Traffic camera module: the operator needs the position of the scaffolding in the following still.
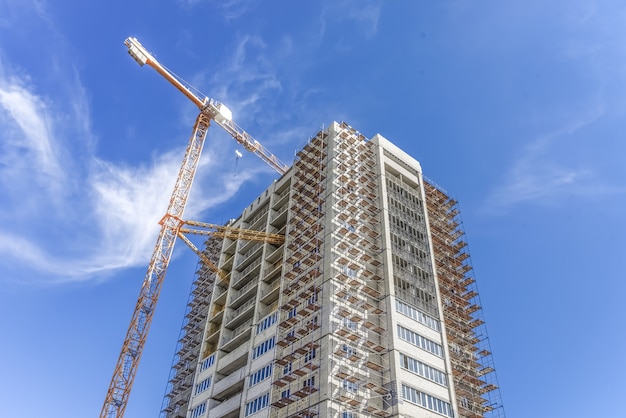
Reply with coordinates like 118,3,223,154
424,180,505,418
158,121,505,418
326,124,390,418
269,123,392,417
160,237,222,418
270,129,327,418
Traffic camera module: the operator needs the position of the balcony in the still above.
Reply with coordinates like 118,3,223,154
245,205,269,227
213,285,228,305
265,245,284,263
168,386,191,407
209,304,225,324
260,280,280,305
263,260,283,283
205,324,220,345
273,187,290,209
270,203,289,227
236,248,263,273
212,366,246,403
231,258,262,290
208,392,242,418
217,343,248,375
224,298,255,329
229,280,258,309
221,252,235,271
221,318,253,353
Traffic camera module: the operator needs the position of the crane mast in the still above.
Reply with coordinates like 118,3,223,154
100,113,210,418
101,37,289,418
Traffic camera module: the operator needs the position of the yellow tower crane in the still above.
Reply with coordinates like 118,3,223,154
100,37,289,418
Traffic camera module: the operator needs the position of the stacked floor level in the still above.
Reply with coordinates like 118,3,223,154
161,121,504,418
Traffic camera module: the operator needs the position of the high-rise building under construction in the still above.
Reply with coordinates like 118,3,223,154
160,122,505,418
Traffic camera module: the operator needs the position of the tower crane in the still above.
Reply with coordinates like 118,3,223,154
125,37,290,174
100,37,289,418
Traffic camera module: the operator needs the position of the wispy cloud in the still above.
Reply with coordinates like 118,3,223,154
0,76,64,190
0,0,296,287
189,34,312,155
177,0,255,20
319,0,382,43
0,64,265,286
202,35,282,117
483,100,626,213
219,0,256,20
482,4,626,215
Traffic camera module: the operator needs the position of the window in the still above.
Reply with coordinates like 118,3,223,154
342,265,357,277
401,384,453,417
194,377,212,395
340,220,356,232
256,311,278,334
460,396,469,409
253,336,276,359
341,344,358,359
307,290,319,305
399,353,448,386
244,393,270,417
249,364,273,387
342,412,358,418
396,299,441,331
304,348,316,363
190,402,206,418
303,375,315,388
199,354,215,372
281,389,291,399
450,343,461,355
288,306,297,319
283,362,292,375
343,317,357,331
397,325,443,357
342,379,358,393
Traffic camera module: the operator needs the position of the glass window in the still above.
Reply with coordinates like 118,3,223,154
401,384,453,418
244,393,269,417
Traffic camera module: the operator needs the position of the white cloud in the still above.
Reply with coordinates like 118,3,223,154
176,0,255,20
482,101,626,213
219,0,256,20
0,232,64,281
319,0,382,43
0,77,64,189
0,65,267,286
203,35,282,119
481,4,626,214
348,2,382,37
485,160,591,212
86,152,182,273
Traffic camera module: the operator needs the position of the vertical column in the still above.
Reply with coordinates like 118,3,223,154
271,132,328,418
327,124,391,418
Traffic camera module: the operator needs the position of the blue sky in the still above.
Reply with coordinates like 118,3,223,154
1,1,625,417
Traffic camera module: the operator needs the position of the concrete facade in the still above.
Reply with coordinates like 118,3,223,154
161,122,504,418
